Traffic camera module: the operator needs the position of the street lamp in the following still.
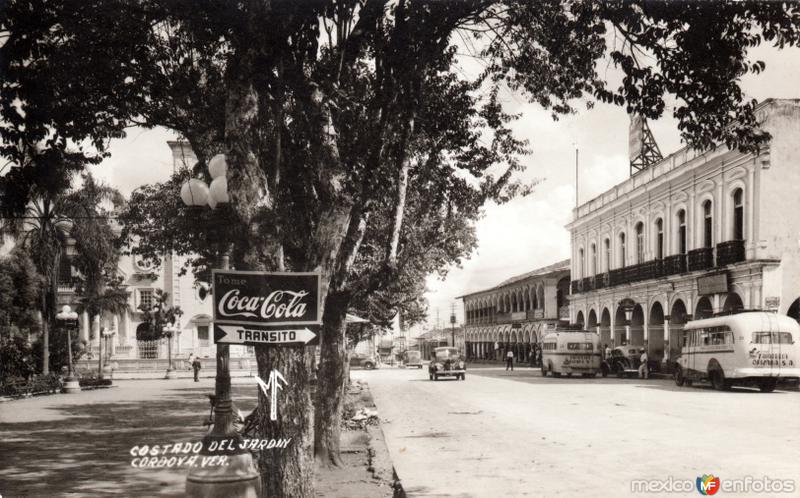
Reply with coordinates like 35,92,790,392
619,298,636,347
55,305,81,394
164,322,179,379
183,154,261,497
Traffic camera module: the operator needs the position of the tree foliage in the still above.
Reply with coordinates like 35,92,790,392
2,0,800,494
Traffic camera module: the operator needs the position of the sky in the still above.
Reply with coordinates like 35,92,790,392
92,41,800,337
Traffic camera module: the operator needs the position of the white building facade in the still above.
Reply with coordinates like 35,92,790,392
567,99,800,366
460,259,571,362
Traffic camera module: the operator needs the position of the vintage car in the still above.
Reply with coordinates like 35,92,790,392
349,352,379,370
603,347,634,377
428,347,466,380
404,350,423,369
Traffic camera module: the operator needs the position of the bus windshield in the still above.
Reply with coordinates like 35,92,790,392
567,343,594,351
752,332,794,344
435,348,460,360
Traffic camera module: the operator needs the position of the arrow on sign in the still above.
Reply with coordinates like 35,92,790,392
255,369,288,421
214,324,318,345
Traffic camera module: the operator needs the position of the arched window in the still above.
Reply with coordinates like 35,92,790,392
619,232,626,268
635,222,644,264
604,238,611,273
655,218,664,259
677,209,687,254
590,243,597,275
733,188,744,240
703,200,713,248
579,248,585,278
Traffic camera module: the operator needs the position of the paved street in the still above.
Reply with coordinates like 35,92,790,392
356,365,800,497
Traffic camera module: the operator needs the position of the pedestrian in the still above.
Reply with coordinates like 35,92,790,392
601,344,608,362
187,353,195,370
506,349,514,371
638,348,649,379
604,343,612,361
532,343,540,367
192,356,202,382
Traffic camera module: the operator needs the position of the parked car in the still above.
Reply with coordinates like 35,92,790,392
350,353,379,370
428,347,466,381
603,347,633,377
404,350,423,369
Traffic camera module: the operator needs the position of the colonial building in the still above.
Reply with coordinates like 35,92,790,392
57,140,254,363
567,99,800,365
460,259,571,362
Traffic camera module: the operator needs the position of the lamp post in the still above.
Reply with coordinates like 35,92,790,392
184,154,261,497
164,323,179,379
56,305,81,394
619,298,635,346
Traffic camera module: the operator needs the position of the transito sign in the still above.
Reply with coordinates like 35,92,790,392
212,270,321,346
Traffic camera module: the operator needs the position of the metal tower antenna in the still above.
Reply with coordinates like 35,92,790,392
629,113,663,175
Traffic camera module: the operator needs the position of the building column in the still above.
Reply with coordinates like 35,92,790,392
663,316,671,362
609,308,616,346
81,311,89,342
746,167,756,258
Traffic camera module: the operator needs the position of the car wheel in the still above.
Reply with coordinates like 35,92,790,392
364,362,374,370
759,378,777,393
615,363,625,378
674,366,685,387
711,369,730,391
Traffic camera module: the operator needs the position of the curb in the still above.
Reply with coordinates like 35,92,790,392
358,383,406,497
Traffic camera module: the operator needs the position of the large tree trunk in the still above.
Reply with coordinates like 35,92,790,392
254,347,315,498
313,290,350,467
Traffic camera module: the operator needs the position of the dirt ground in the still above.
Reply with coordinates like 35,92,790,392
0,377,399,497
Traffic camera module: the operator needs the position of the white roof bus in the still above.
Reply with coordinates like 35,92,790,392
541,330,604,378
675,311,800,392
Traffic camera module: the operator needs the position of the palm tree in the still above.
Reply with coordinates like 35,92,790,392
66,173,129,363
14,194,75,375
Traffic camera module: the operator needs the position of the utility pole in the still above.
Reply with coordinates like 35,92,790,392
450,303,456,348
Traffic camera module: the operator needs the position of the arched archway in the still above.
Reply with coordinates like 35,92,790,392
669,299,689,361
649,302,665,362
722,293,744,313
788,297,800,323
587,309,598,331
136,322,159,359
575,310,585,329
695,296,713,319
599,308,612,348
630,304,645,346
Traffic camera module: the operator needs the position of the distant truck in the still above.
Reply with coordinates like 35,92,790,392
404,350,423,369
541,330,605,378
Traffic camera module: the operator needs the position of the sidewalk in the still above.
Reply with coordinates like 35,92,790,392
0,378,400,497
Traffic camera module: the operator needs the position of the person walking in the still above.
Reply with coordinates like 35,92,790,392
192,356,202,382
638,348,649,379
506,349,514,371
532,343,540,367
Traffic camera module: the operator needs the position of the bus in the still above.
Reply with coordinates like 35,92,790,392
541,330,604,378
674,311,800,392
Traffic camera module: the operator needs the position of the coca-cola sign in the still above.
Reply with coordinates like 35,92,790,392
212,270,321,327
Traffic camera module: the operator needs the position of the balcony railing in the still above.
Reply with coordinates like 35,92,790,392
716,239,745,267
663,253,687,276
688,247,714,271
